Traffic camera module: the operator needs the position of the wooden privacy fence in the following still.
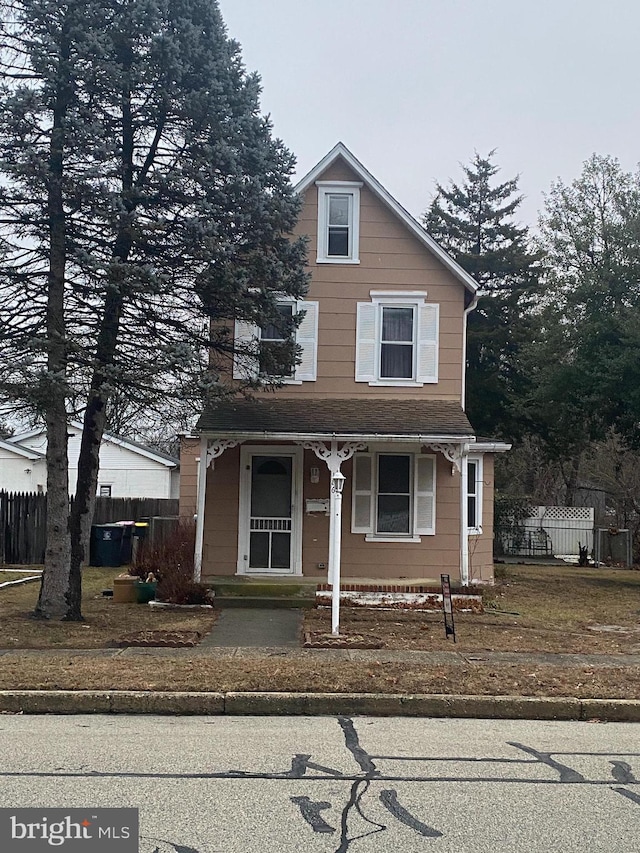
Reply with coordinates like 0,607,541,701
91,496,179,525
0,491,179,565
0,491,47,567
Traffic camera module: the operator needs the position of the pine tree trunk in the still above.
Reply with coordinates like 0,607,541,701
35,39,74,619
70,396,106,578
70,272,127,571
69,68,133,580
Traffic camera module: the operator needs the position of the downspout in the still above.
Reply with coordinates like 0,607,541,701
462,292,479,411
193,436,208,582
460,442,470,586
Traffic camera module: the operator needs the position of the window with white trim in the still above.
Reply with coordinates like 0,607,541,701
467,456,483,534
99,484,112,497
316,182,361,263
233,300,319,383
355,292,439,385
258,302,295,378
352,452,436,540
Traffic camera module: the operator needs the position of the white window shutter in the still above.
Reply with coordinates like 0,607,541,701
414,454,436,535
233,320,259,380
351,453,374,533
355,302,377,382
295,300,318,382
417,303,439,384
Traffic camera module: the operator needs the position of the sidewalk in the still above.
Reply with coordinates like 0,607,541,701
199,607,302,648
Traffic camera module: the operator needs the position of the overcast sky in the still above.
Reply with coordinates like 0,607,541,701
218,0,640,229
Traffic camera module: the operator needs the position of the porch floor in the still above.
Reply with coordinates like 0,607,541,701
205,575,456,607
204,575,446,589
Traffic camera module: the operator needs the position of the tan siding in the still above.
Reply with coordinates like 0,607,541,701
274,158,467,402
201,446,241,578
179,437,199,518
302,453,468,583
469,454,495,583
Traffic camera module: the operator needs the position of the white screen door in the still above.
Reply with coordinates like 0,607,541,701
248,455,293,571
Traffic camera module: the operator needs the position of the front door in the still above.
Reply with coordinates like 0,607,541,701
238,447,302,575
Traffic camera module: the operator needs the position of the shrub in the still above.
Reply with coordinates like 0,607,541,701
131,521,212,606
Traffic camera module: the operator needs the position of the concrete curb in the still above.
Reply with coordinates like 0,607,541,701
1,690,639,721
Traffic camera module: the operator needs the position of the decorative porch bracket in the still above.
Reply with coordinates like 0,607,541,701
423,442,464,472
299,440,367,474
206,439,242,468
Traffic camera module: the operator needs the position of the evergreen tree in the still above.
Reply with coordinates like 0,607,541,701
0,0,308,619
532,155,640,453
424,152,541,439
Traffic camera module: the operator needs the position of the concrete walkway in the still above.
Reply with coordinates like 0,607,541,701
199,608,302,648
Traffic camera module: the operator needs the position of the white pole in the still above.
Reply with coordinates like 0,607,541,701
327,489,336,586
460,445,469,586
331,472,345,636
194,437,208,582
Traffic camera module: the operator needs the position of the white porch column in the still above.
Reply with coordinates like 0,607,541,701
300,439,366,633
194,436,209,583
460,443,470,586
330,470,346,635
193,437,240,582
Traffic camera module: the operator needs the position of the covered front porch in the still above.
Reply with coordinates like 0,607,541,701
190,399,501,590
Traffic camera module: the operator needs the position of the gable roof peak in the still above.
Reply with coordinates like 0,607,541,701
294,142,478,296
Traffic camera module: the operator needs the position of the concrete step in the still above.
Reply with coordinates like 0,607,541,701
207,578,316,597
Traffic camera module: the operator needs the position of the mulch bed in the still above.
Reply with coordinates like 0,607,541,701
114,630,203,648
303,630,384,649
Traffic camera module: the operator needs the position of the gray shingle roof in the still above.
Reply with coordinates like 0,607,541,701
196,398,474,438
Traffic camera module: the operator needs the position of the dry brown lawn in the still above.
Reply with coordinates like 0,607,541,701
1,562,640,699
0,567,216,649
0,655,640,700
304,563,640,655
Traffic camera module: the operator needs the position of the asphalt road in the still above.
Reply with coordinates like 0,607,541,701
1,715,639,852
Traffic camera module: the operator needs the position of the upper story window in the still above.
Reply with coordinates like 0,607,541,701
316,181,362,264
380,306,415,379
233,300,319,384
355,291,439,386
258,303,295,378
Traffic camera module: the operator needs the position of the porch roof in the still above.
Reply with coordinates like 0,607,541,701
196,398,475,442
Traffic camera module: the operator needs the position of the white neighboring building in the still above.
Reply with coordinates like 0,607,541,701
0,438,46,493
3,422,179,499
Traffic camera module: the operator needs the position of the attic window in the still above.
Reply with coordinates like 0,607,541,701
316,181,361,264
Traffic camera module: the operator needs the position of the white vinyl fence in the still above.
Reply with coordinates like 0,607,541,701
499,506,594,558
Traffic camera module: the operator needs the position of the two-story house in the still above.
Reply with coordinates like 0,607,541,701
180,143,509,587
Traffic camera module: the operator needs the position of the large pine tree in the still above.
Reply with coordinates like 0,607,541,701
424,152,540,439
0,0,308,619
532,155,640,453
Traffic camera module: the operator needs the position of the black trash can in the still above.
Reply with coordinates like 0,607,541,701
90,524,125,567
117,523,135,565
